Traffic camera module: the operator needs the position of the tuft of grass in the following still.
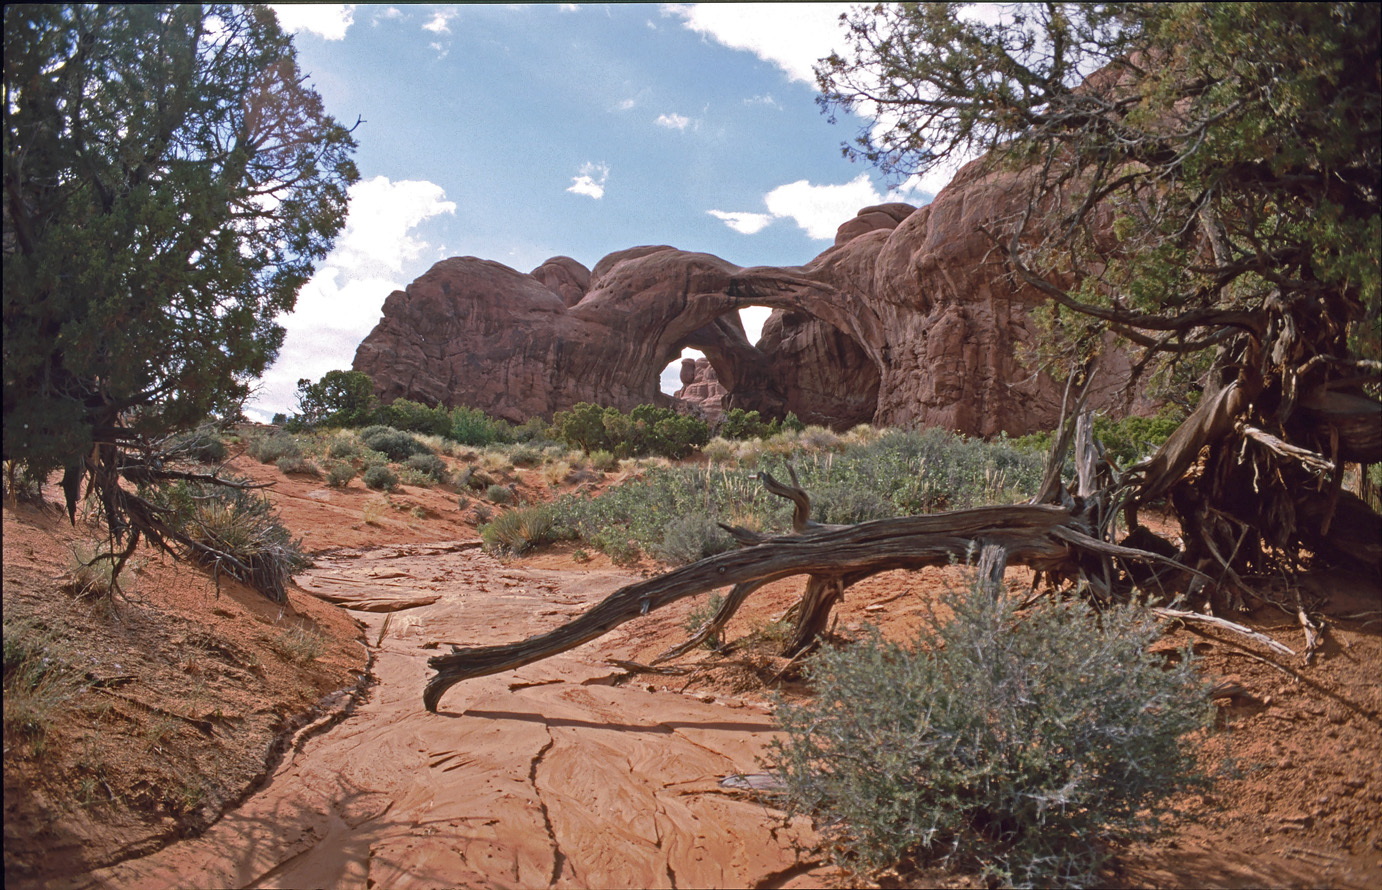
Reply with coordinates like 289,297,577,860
154,480,308,603
684,592,726,650
362,495,389,526
541,460,572,487
65,541,119,599
3,618,86,754
271,623,327,664
770,576,1216,888
480,505,561,555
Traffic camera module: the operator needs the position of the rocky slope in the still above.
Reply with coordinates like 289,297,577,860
354,163,1148,435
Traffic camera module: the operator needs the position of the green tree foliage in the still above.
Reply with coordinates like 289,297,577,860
295,370,377,428
553,402,710,459
819,2,1381,572
3,5,356,593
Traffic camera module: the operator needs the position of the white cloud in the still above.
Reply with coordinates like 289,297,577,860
567,162,609,199
711,174,893,241
616,98,637,111
667,3,852,85
655,112,692,131
764,174,887,239
270,4,356,40
248,177,456,419
374,7,403,23
707,210,775,235
744,93,780,108
423,9,456,34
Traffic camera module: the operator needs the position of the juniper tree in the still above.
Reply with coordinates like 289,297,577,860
818,2,1381,576
3,4,357,586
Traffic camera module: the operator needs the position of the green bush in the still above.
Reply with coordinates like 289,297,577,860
588,449,618,472
375,398,452,438
449,405,512,446
1093,409,1184,469
719,407,772,440
325,462,356,488
554,402,709,459
294,369,377,428
153,480,308,603
485,484,513,504
359,426,429,461
684,592,726,650
771,578,1215,888
403,452,449,483
480,505,561,555
247,432,302,464
362,465,399,491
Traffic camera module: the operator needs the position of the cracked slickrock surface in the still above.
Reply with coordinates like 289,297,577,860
68,545,821,890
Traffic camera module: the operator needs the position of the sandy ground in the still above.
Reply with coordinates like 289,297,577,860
5,435,1381,888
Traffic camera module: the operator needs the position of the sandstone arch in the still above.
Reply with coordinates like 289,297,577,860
353,166,1149,435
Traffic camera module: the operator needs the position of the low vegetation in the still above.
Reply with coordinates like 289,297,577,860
772,576,1217,888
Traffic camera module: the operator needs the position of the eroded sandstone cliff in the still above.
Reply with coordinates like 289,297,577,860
353,160,1144,435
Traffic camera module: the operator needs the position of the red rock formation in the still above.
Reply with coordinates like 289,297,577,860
672,358,728,423
353,161,1149,435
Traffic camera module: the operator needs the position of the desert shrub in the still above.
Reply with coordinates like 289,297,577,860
480,505,562,555
719,407,773,441
485,483,513,504
247,432,302,464
275,454,319,476
3,618,85,751
798,425,843,452
508,445,542,467
65,541,119,598
771,578,1215,888
541,460,572,487
509,416,554,444
701,437,738,464
169,426,228,464
403,452,449,483
655,514,735,565
154,480,308,603
271,622,327,664
449,405,512,447
325,462,356,488
362,465,399,491
359,426,430,461
327,435,362,460
588,449,618,472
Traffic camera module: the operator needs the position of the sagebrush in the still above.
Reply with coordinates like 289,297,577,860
770,578,1215,888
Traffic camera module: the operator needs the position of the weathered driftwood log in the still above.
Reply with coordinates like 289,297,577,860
422,483,1197,711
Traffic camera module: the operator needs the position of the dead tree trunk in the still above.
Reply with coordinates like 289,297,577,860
423,448,1198,711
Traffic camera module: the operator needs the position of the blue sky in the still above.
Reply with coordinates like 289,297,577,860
250,3,953,420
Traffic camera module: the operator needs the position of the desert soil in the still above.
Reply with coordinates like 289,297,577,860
4,433,1381,889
